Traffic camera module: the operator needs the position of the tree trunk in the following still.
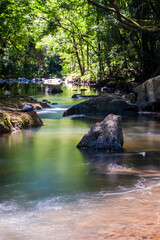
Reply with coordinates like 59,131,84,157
96,9,104,80
140,32,157,76
72,36,84,76
80,37,86,75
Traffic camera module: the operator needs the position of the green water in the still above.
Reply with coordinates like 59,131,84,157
1,85,160,239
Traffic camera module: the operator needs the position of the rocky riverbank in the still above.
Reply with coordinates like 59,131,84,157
0,95,47,134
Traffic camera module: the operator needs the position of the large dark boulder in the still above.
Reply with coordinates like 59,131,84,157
77,114,123,152
134,75,160,112
63,95,138,117
134,75,160,104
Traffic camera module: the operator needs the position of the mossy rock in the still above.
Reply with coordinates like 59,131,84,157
0,113,12,133
0,122,11,134
0,110,43,134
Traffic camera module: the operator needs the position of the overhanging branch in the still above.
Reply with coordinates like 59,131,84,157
87,0,160,33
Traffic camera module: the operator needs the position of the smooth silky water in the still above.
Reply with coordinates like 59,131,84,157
1,85,160,239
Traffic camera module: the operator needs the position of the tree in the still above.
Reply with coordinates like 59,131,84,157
87,0,160,78
0,0,47,78
1,0,159,80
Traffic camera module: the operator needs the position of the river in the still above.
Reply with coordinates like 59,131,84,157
0,85,160,239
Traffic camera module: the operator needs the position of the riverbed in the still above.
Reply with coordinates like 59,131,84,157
0,85,160,239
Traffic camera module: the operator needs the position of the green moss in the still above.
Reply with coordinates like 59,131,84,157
0,110,43,134
0,115,12,134
0,95,44,134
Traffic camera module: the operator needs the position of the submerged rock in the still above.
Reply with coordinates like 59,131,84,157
42,99,51,104
77,114,124,152
72,94,99,99
63,95,138,117
51,102,58,105
72,94,83,99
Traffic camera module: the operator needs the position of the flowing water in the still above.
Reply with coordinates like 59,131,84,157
0,85,160,239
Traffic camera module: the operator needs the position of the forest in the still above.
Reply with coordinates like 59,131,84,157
1,0,160,82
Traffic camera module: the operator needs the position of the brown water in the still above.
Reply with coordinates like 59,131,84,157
0,86,160,239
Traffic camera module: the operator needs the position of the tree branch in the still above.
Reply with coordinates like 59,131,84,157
87,0,160,33
43,16,98,54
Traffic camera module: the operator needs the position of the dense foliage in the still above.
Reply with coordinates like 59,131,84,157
0,0,160,81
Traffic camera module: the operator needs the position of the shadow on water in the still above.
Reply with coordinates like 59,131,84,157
78,147,160,178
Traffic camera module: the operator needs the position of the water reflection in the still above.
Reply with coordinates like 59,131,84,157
0,114,151,209
79,150,123,167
